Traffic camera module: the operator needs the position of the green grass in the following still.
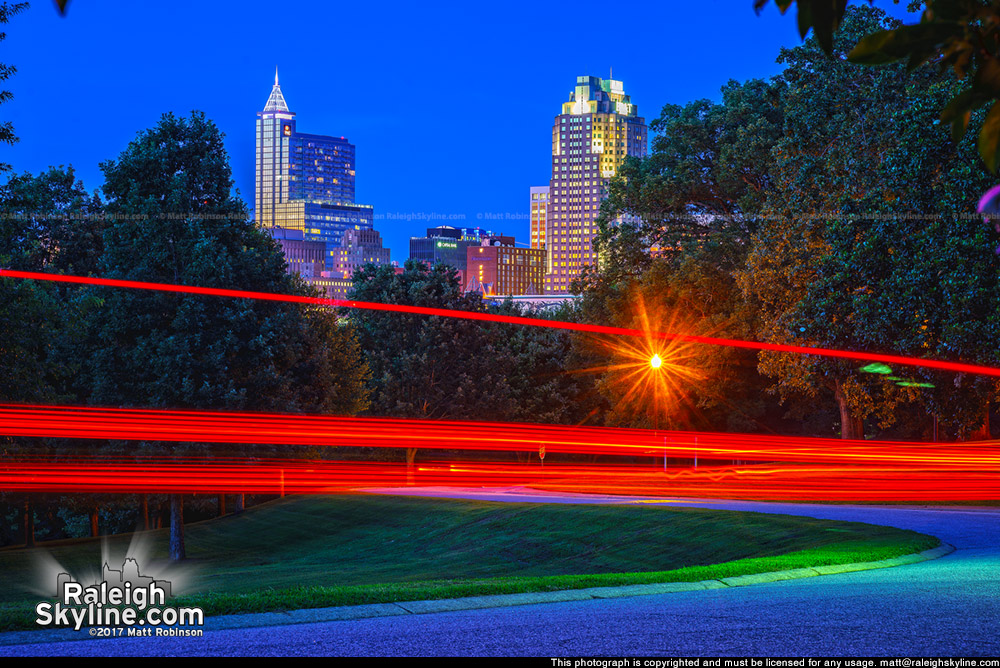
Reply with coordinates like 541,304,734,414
0,494,940,631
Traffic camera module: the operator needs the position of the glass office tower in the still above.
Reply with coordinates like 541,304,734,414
255,70,374,270
529,185,549,253
409,226,487,273
255,69,294,229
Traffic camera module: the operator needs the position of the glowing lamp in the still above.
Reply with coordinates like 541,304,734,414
650,354,663,369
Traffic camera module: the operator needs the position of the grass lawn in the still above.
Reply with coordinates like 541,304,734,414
0,494,940,630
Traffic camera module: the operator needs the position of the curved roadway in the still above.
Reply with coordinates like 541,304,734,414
2,489,998,656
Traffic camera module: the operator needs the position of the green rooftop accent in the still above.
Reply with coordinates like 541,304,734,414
896,381,935,388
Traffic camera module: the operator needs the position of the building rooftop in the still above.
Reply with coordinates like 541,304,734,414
563,75,638,117
262,68,290,113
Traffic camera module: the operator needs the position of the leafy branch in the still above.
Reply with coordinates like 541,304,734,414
756,0,1000,171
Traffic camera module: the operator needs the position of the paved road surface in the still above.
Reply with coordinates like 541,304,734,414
2,489,998,656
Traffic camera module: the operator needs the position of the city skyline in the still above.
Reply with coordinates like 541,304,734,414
3,1,915,261
3,1,1000,658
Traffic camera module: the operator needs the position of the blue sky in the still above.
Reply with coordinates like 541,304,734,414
3,0,915,260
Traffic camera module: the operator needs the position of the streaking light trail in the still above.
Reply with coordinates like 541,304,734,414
2,405,997,501
2,404,998,468
4,268,1000,378
3,270,998,503
1,458,996,502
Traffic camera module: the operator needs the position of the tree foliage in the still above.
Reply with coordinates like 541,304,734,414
591,5,999,439
577,255,766,433
91,111,367,416
0,166,102,404
1,166,104,274
757,0,1000,171
348,261,595,451
82,111,370,556
595,78,784,273
755,0,853,55
0,164,104,546
744,6,999,439
0,1,27,173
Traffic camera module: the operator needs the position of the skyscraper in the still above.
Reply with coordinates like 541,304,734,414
529,185,549,252
544,75,647,293
255,70,374,271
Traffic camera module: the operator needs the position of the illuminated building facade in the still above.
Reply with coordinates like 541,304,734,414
466,236,545,296
545,75,647,293
529,186,549,252
306,274,355,300
409,226,489,273
255,70,374,271
270,200,374,269
333,228,391,278
268,227,326,279
266,227,353,298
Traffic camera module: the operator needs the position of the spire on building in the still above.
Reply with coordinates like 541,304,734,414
263,68,289,113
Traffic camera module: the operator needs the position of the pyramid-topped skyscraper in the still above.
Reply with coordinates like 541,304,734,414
262,68,289,113
254,69,375,275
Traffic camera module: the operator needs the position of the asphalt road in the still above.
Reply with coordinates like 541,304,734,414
2,489,998,657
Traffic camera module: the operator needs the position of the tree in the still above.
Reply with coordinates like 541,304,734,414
488,299,598,429
0,273,60,546
348,261,509,463
756,0,1000,172
595,77,784,265
90,111,369,559
743,5,999,439
799,216,1000,440
1,166,104,275
580,76,784,436
348,261,593,465
740,7,923,439
0,2,27,173
587,4,999,440
0,166,100,546
572,244,767,434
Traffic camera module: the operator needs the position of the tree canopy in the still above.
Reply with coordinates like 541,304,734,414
0,2,27,173
590,4,1000,440
348,260,596,465
757,0,1000,171
91,111,368,416
81,111,370,557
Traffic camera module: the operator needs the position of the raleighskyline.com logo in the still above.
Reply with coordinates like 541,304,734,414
35,558,204,637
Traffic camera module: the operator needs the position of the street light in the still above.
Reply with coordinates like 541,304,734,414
648,352,696,470
649,353,666,470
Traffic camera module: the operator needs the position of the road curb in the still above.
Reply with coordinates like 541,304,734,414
202,542,957,626
0,542,955,646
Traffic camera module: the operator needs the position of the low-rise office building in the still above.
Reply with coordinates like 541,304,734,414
466,235,545,296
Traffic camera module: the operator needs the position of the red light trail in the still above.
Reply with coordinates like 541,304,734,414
2,404,998,468
3,270,998,503
0,457,996,502
4,268,1000,378
1,404,998,501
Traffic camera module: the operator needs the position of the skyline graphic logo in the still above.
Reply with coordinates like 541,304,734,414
35,556,204,637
